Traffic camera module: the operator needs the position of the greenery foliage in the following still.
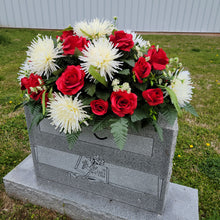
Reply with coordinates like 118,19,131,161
110,117,129,150
66,132,81,150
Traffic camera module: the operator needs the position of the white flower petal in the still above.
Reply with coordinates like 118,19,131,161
47,93,90,133
74,18,114,39
27,36,63,78
169,71,194,107
80,38,122,81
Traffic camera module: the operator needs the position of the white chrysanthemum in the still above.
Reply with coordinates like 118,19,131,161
169,71,194,107
17,59,32,83
80,38,122,81
74,18,115,39
48,93,90,134
27,36,63,78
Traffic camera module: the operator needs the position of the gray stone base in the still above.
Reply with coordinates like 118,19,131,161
3,155,199,220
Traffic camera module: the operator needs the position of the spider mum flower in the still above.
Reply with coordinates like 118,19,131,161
27,35,63,78
48,93,90,134
74,18,114,39
80,38,122,81
169,70,194,107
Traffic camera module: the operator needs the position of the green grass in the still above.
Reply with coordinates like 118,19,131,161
0,28,219,219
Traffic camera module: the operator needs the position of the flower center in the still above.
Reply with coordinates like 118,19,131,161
67,104,78,114
45,56,52,63
97,59,110,68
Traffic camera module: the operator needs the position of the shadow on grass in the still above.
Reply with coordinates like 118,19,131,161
0,35,11,45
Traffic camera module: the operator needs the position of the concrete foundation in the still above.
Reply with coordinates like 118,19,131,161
4,155,199,220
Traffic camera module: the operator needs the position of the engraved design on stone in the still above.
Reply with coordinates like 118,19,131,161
34,145,161,196
72,155,109,183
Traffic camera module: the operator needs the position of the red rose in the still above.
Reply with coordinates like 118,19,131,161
21,73,45,101
21,77,29,90
57,30,74,42
28,74,45,100
56,65,85,95
28,73,44,88
30,90,45,101
132,57,151,83
62,35,89,55
142,88,164,106
110,90,137,117
146,45,169,70
90,99,108,116
110,30,134,52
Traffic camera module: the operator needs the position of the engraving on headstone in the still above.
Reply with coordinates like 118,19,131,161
68,155,109,183
35,145,160,196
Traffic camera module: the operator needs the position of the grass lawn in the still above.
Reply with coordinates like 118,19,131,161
0,28,219,220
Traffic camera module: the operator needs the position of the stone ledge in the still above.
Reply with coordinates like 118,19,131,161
3,155,199,220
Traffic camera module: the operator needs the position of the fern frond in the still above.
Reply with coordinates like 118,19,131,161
66,132,80,150
183,103,198,117
110,118,128,150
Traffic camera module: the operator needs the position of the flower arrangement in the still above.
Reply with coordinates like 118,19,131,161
18,18,197,150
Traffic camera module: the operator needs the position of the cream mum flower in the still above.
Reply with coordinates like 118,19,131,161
74,18,114,39
27,35,63,78
80,38,122,81
169,70,194,107
48,93,90,134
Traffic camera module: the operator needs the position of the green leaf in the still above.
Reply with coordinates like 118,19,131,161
63,25,73,31
134,82,148,92
28,111,44,132
26,101,42,115
182,103,199,117
88,65,108,87
124,59,135,67
96,90,110,101
52,69,64,76
41,90,46,115
80,28,93,39
25,101,45,132
82,97,95,105
84,83,96,96
128,119,141,132
112,29,117,35
110,118,128,150
92,115,112,132
13,101,28,112
66,132,80,150
74,47,83,56
118,69,130,75
165,87,182,116
160,106,178,125
131,107,148,122
48,87,53,99
152,120,163,141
